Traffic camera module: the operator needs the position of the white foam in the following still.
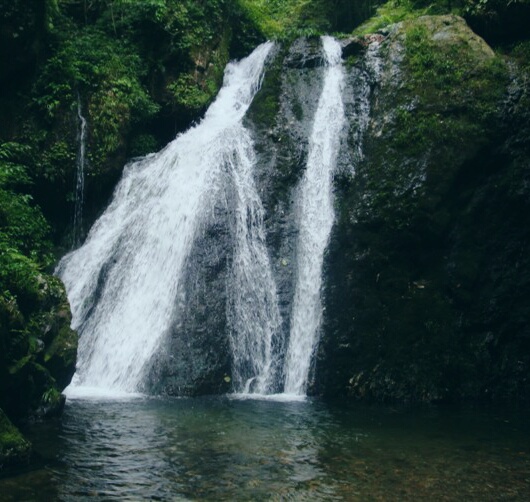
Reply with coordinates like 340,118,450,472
230,392,307,403
64,385,145,401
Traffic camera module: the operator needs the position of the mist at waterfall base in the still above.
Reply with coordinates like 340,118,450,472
57,37,349,400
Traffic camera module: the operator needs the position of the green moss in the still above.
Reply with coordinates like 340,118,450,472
320,13,522,402
403,19,504,90
387,16,509,157
0,408,31,469
237,0,331,40
353,0,426,36
246,56,282,129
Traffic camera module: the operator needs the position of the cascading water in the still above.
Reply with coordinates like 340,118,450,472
283,36,347,396
227,127,282,395
72,96,87,248
58,36,367,400
57,42,274,397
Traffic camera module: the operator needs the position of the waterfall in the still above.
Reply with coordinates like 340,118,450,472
57,42,274,397
57,36,362,400
283,36,346,395
227,127,282,395
73,96,87,248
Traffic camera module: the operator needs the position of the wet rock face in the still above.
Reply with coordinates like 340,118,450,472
0,409,31,471
247,37,326,336
144,37,331,396
317,15,530,403
0,273,77,471
50,19,528,403
283,37,326,69
0,274,77,421
145,199,233,397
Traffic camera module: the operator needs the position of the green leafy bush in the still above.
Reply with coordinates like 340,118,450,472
34,29,159,170
0,143,52,265
237,0,332,39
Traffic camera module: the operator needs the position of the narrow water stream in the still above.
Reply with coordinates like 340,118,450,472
72,95,87,248
284,36,346,395
2,398,529,500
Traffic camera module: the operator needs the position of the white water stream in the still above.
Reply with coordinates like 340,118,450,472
58,37,354,400
57,42,274,397
283,36,346,395
72,96,87,248
227,126,282,395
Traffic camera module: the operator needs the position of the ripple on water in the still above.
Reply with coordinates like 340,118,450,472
1,398,529,500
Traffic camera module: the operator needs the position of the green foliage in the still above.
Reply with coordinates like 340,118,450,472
27,0,243,193
166,45,228,113
34,29,159,170
41,386,61,406
91,0,227,50
462,0,530,17
0,408,31,467
353,0,530,43
0,143,32,188
129,134,159,158
167,74,213,111
0,186,76,422
0,143,52,264
37,140,75,184
353,0,427,35
511,40,530,71
0,193,51,262
0,143,57,392
352,0,521,36
389,18,509,157
237,0,332,39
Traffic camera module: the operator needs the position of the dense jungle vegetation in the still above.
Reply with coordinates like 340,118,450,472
1,0,529,470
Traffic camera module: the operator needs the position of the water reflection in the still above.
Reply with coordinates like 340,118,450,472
1,398,529,500
58,397,336,500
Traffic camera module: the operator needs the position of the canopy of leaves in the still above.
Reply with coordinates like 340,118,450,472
0,143,51,266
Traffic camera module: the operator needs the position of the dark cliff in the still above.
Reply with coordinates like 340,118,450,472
318,14,530,403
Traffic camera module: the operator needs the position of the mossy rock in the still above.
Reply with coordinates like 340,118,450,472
1,269,77,420
0,408,31,471
44,324,78,390
355,14,509,231
318,14,528,403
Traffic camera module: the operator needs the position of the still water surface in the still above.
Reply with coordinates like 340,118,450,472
2,396,529,500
